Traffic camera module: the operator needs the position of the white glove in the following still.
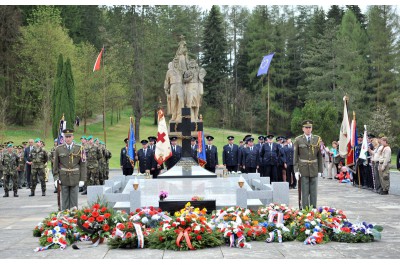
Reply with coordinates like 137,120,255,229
317,173,322,178
54,180,60,189
79,181,84,187
295,172,300,181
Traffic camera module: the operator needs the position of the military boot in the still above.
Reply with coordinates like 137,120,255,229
3,191,9,197
42,190,46,196
81,189,87,195
29,190,35,197
14,191,19,197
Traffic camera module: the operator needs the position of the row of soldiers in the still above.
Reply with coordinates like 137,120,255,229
0,135,112,198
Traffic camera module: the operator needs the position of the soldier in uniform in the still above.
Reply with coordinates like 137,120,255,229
166,137,181,170
97,140,106,185
190,137,198,162
82,135,103,195
24,139,34,189
148,136,163,178
2,143,19,197
53,129,87,210
102,142,112,181
29,138,48,196
378,137,391,195
0,144,4,188
241,137,259,173
260,134,279,182
276,136,287,182
136,140,156,174
284,137,295,188
120,138,135,176
294,120,323,209
223,136,240,172
16,145,25,189
205,136,218,173
48,139,58,193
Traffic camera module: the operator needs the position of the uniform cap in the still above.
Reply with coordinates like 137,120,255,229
276,136,282,141
94,138,99,142
243,135,252,141
17,145,23,149
191,137,197,141
368,133,376,138
124,138,129,143
4,141,13,144
302,120,313,127
247,137,254,142
22,141,28,145
54,138,58,142
227,136,234,140
148,136,157,142
265,134,274,140
169,136,178,141
258,136,264,140
358,133,363,138
34,138,41,143
206,135,214,141
378,133,385,138
62,129,74,136
141,139,148,144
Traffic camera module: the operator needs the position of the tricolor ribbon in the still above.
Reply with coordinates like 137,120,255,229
229,233,235,247
133,223,144,248
34,243,54,252
265,229,283,243
176,227,194,250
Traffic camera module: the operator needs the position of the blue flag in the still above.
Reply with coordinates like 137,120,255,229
257,52,275,76
197,131,207,167
127,117,136,161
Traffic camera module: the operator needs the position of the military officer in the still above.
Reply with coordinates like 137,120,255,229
284,137,296,188
137,140,156,174
260,134,279,182
166,137,181,170
148,136,163,178
53,129,87,210
120,138,135,176
29,138,48,196
223,136,240,172
241,137,259,173
294,120,323,209
190,137,198,162
103,142,112,181
82,135,103,195
16,145,25,189
205,136,218,173
2,143,19,197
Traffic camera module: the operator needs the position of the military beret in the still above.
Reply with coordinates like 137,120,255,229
258,136,264,140
34,138,41,143
124,138,129,143
87,135,93,141
170,136,178,141
206,136,214,141
17,145,23,149
302,120,313,127
99,141,105,145
4,141,13,144
7,143,13,148
227,136,234,140
94,138,99,142
141,139,148,144
80,135,86,140
148,136,157,142
62,128,74,135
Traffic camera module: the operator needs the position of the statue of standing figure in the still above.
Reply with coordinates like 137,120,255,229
183,59,206,121
175,35,189,72
164,58,184,122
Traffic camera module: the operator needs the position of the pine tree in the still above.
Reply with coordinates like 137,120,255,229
52,53,63,139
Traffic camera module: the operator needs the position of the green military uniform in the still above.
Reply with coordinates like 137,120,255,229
294,120,323,209
98,143,105,185
85,141,103,188
29,139,49,196
53,129,87,210
17,146,25,189
2,144,19,197
0,145,4,188
104,145,112,181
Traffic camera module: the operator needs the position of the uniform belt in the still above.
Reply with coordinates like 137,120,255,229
60,168,79,172
299,159,318,163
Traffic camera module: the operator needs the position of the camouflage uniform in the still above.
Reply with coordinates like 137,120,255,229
17,149,25,188
0,146,4,188
85,144,103,187
29,146,49,195
104,147,112,181
98,144,106,185
2,150,19,196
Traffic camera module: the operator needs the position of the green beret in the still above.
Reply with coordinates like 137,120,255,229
94,138,99,142
34,138,41,143
7,143,13,148
80,135,86,140
87,135,93,141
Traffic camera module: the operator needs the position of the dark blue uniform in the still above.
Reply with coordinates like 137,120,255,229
137,148,156,174
166,145,182,169
284,144,295,188
241,146,260,173
205,145,218,173
148,143,162,178
223,144,239,172
260,142,279,182
120,146,135,176
190,144,198,163
276,144,287,182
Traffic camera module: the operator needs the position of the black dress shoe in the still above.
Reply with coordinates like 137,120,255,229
379,190,388,195
81,190,87,195
42,191,46,196
54,189,57,193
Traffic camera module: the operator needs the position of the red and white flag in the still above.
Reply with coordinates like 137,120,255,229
93,47,104,72
359,125,369,160
154,109,172,165
339,96,351,157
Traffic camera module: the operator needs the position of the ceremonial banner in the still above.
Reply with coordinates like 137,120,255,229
339,96,351,157
257,52,275,76
197,131,207,167
359,125,369,160
347,114,357,165
93,47,104,72
127,117,136,161
155,109,172,165
57,116,66,145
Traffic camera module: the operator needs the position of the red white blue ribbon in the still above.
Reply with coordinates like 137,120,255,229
133,223,144,248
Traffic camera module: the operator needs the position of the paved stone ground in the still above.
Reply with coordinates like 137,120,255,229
1,169,400,259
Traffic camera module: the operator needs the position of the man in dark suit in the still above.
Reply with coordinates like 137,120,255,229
137,140,156,174
260,134,279,182
242,137,259,173
190,137,198,162
255,136,265,176
24,139,34,189
284,136,295,188
223,136,240,172
276,136,287,182
148,136,162,178
205,136,218,173
120,138,135,176
166,137,181,170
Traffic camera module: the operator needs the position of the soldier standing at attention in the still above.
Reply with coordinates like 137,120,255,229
49,139,58,193
136,140,156,174
294,120,323,209
120,138,135,176
29,138,48,197
82,135,103,195
2,143,19,197
241,137,259,173
0,144,4,188
16,145,25,189
223,136,240,172
53,129,86,210
378,137,391,195
103,142,112,181
166,137,181,170
205,136,218,173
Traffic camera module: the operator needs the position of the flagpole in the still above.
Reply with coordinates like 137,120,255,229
267,72,270,135
102,45,107,145
132,116,138,173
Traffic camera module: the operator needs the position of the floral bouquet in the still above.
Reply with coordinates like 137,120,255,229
211,206,257,226
295,206,331,243
330,221,383,243
217,221,252,248
159,190,168,201
107,221,150,249
76,202,114,244
129,206,172,228
173,202,208,221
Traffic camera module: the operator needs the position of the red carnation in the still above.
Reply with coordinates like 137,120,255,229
150,206,154,211
172,223,177,227
196,235,202,241
180,221,186,226
127,222,134,229
194,230,199,234
92,203,100,209
103,224,110,231
247,230,253,236
126,232,132,239
91,211,99,218
237,231,243,238
174,229,180,234
100,207,107,212
136,208,141,213
158,208,162,212
96,216,104,222
104,213,111,219
88,217,95,223
200,227,205,232
227,232,232,237
239,242,245,248
84,208,91,213
47,237,53,243
81,215,88,221
117,223,125,230
83,222,90,229
159,236,164,241
63,224,68,228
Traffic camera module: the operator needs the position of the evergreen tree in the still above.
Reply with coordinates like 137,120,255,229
52,54,63,139
346,5,366,29
327,5,344,26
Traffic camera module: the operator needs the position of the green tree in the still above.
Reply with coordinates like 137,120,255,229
52,54,64,139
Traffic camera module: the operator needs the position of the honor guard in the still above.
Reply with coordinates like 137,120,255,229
241,137,260,173
223,136,240,172
205,136,218,173
29,138,48,196
166,137,181,170
260,134,279,182
137,140,156,174
120,138,135,176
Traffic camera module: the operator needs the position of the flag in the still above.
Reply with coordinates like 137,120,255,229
127,117,136,161
347,113,356,165
257,52,275,76
57,115,66,145
197,131,207,167
155,109,172,165
93,47,104,72
339,96,351,157
359,125,369,160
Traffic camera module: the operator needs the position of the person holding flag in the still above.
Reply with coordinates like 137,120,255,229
121,117,136,176
378,137,391,195
154,109,172,168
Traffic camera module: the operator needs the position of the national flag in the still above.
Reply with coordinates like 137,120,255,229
359,125,369,160
57,115,66,145
257,52,275,76
93,47,104,72
347,113,356,165
155,109,172,165
197,131,207,167
338,96,351,157
127,117,136,161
